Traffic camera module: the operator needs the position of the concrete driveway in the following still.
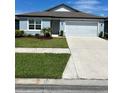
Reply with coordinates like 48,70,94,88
63,37,108,79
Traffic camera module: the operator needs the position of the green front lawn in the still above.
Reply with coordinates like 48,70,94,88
15,53,70,78
15,37,68,48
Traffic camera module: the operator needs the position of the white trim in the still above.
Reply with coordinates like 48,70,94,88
97,22,99,36
52,35,59,37
54,7,71,12
63,21,66,35
27,18,42,31
19,20,21,30
20,17,104,21
27,20,29,31
41,19,43,29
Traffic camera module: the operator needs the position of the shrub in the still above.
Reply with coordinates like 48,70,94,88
99,32,103,37
15,30,24,37
104,32,108,39
41,28,52,37
27,34,33,37
59,30,64,36
35,34,40,38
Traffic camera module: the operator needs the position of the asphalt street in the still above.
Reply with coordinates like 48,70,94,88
15,84,108,93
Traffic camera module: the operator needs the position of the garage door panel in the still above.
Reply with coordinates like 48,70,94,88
66,21,97,26
65,21,98,37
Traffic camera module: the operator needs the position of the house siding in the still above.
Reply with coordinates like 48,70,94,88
60,21,65,31
98,21,104,36
20,19,28,31
42,20,50,28
24,31,42,35
19,18,42,35
18,17,104,36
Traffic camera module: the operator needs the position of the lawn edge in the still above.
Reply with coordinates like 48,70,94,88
15,78,108,86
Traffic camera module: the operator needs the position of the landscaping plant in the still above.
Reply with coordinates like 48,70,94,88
35,34,40,38
99,31,103,37
41,27,52,38
15,30,24,37
59,30,64,36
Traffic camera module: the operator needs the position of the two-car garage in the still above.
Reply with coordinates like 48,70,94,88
65,21,98,37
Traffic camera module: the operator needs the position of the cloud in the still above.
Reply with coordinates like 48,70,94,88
15,10,33,14
15,10,25,14
67,0,108,16
75,0,100,5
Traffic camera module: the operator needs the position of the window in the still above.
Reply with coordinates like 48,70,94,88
29,25,34,29
36,20,41,30
29,19,34,24
29,19,41,30
36,25,41,29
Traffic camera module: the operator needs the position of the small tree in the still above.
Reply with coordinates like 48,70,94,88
41,28,52,37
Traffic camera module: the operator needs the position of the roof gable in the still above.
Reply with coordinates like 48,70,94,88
45,4,79,12
54,7,71,12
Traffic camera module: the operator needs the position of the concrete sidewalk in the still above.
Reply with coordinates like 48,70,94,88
16,79,107,86
15,48,70,54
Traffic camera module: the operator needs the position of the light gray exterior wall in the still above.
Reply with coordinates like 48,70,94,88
24,31,41,35
98,21,104,36
19,17,104,36
20,19,28,31
42,20,51,28
19,18,43,35
60,21,64,31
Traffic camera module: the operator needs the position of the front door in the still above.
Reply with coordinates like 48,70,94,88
51,20,60,34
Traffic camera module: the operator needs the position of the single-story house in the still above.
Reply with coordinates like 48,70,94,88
15,4,106,37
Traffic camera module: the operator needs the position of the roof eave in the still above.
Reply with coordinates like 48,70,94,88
16,15,105,19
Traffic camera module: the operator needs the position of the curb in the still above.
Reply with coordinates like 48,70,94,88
15,48,71,54
16,85,108,91
16,79,108,86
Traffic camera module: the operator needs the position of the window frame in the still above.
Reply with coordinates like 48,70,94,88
28,19,42,31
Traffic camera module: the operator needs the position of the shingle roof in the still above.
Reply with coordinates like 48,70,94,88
16,11,104,19
16,4,105,19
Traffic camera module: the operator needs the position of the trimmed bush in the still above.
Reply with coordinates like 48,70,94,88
35,34,40,38
59,30,64,36
27,34,33,37
15,30,24,37
104,32,108,39
99,32,103,37
41,28,52,37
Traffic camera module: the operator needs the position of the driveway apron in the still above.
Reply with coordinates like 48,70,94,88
64,37,108,79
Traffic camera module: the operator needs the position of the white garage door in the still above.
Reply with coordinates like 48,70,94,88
65,21,98,37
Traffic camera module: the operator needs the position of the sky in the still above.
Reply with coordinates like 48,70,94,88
15,0,108,16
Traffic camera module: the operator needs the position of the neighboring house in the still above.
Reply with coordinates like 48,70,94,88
15,4,105,37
